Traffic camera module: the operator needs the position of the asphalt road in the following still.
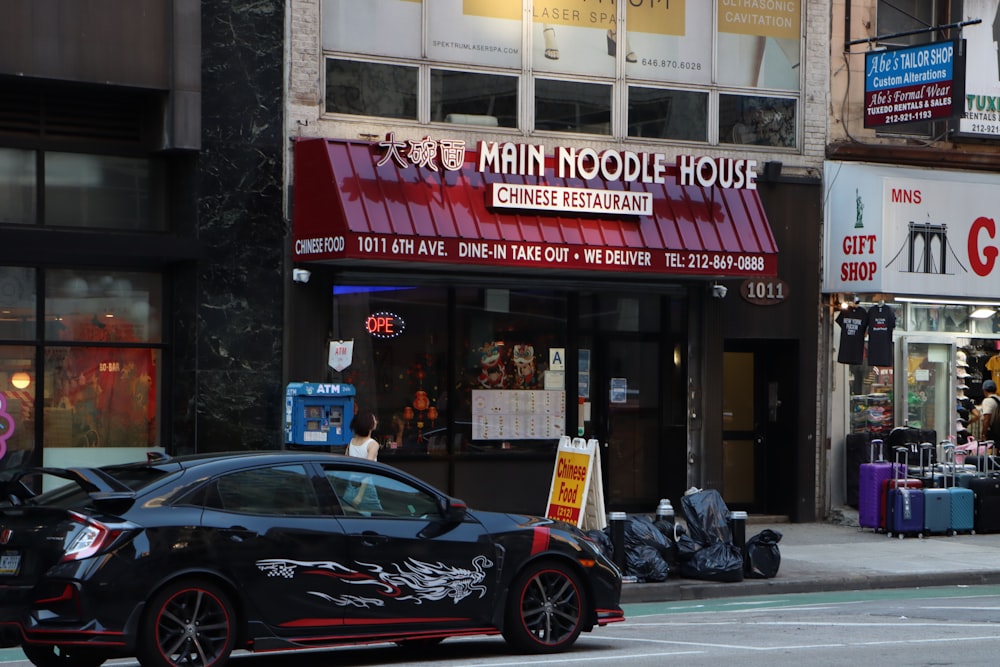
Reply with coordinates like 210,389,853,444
5,585,1000,666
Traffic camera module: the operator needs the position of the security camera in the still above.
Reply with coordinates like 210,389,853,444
292,268,311,284
711,284,728,299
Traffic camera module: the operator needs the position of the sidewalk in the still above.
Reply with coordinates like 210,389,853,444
620,506,1000,603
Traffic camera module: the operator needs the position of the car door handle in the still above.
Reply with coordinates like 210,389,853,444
359,531,388,547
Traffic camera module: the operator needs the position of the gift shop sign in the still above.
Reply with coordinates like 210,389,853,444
823,161,1000,299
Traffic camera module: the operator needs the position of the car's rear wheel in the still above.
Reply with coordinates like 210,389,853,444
21,644,107,667
137,579,237,667
502,560,585,653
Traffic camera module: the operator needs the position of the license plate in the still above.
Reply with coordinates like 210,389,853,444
0,552,21,576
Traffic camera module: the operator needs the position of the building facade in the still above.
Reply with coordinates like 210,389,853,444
0,1,285,472
827,1,1000,508
286,1,830,519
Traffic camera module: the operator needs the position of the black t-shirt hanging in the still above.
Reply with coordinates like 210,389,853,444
836,306,868,365
866,304,896,366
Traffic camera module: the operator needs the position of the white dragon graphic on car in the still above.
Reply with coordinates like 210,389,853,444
256,555,494,607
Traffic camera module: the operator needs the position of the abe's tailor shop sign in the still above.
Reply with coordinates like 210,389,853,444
864,40,962,128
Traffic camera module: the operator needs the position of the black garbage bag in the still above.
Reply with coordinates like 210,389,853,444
623,515,673,561
585,529,613,559
652,519,680,565
744,529,782,579
674,529,701,563
626,544,670,583
680,488,732,545
678,541,745,582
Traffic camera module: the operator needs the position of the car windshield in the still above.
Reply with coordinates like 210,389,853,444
28,466,171,509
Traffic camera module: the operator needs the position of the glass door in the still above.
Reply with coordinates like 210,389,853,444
898,337,955,443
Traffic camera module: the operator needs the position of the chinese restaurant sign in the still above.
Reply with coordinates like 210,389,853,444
292,135,778,277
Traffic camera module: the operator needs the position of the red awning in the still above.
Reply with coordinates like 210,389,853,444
292,137,778,277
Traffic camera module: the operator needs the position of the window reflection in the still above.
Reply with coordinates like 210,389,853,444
44,153,166,230
45,270,162,343
431,70,518,128
535,79,612,135
0,148,36,225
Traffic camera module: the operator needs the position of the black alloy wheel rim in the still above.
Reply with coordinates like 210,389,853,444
155,588,232,666
520,570,582,646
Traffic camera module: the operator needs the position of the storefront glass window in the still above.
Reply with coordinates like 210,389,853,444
0,345,36,469
44,346,160,449
0,148,36,225
325,59,418,120
330,285,448,456
0,267,36,340
44,270,162,344
43,153,166,231
430,70,518,128
454,287,568,454
329,285,569,457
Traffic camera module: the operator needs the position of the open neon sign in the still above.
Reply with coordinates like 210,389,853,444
365,311,405,339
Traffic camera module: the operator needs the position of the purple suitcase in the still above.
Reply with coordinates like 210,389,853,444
859,439,895,531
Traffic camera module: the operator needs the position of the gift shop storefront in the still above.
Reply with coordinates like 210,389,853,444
287,135,810,517
825,161,1000,508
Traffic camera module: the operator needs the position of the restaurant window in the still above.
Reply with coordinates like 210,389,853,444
44,269,163,455
331,286,448,456
0,267,163,468
330,285,568,457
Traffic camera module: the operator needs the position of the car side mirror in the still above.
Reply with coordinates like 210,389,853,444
441,496,468,523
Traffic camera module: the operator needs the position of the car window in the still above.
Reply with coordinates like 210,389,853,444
211,464,320,515
324,468,439,519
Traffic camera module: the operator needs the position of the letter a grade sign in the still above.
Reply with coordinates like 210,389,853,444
546,436,606,530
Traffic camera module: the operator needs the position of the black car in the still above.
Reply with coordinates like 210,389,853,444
0,451,624,667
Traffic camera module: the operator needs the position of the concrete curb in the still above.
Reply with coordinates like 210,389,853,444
621,569,1000,604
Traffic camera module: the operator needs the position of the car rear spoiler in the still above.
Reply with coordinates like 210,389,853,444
1,467,136,511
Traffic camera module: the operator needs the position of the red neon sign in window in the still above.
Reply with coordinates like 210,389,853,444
365,312,405,339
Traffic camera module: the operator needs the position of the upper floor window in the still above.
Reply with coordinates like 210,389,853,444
0,148,167,231
319,0,803,149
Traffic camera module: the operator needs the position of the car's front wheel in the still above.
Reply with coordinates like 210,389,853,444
137,579,237,667
21,644,107,667
502,560,585,653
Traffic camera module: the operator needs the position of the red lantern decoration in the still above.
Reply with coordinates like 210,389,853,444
427,406,438,421
403,406,414,421
413,390,430,412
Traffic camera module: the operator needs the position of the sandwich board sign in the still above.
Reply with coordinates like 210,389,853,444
546,436,607,531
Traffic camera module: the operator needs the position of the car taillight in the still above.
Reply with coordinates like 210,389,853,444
61,512,124,562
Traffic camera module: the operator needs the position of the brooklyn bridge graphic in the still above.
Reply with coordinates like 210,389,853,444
885,221,969,275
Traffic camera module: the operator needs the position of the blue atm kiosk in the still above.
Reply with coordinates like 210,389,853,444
284,383,356,448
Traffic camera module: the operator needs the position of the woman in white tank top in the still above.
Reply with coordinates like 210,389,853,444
346,410,381,511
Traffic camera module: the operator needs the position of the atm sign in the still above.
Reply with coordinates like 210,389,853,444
365,311,405,339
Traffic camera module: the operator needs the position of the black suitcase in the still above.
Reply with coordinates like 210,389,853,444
886,427,937,467
969,453,1000,534
845,432,874,508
